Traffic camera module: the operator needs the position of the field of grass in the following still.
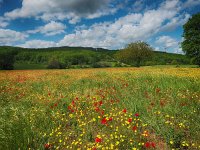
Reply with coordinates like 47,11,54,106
0,67,199,149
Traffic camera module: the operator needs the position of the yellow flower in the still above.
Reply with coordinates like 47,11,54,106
110,144,114,149
116,141,120,145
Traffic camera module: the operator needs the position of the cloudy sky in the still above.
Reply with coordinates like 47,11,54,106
0,0,200,53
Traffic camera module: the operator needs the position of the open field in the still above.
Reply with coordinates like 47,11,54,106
0,67,200,150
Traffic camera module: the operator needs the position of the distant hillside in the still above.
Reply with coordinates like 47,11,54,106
0,46,190,70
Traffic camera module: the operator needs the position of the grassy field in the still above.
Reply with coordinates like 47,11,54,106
0,67,199,150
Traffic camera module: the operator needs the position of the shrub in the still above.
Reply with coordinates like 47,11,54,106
47,59,65,69
171,60,179,65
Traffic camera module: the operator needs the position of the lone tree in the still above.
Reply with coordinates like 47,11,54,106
115,41,153,67
182,13,200,66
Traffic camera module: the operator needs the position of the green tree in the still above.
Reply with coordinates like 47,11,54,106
182,13,200,66
0,50,18,70
115,41,153,67
47,59,65,69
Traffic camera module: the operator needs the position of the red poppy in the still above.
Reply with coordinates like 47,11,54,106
135,113,139,117
150,102,154,106
160,100,165,107
95,107,100,112
110,100,114,103
101,118,107,125
101,111,104,115
156,88,161,93
109,117,113,121
144,91,150,99
128,118,132,123
123,109,127,113
72,100,75,105
54,103,58,107
132,125,137,131
144,142,151,148
151,142,156,148
99,100,103,106
94,102,98,107
95,137,102,143
44,143,51,149
180,102,187,106
68,106,71,110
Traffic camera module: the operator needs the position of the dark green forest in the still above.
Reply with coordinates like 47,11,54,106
0,46,191,70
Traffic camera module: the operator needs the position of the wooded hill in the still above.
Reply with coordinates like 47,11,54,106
0,46,190,70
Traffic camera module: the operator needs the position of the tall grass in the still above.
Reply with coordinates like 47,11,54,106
0,67,199,149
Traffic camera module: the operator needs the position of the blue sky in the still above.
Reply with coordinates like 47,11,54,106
0,0,200,53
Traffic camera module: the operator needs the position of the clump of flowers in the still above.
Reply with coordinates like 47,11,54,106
43,89,156,149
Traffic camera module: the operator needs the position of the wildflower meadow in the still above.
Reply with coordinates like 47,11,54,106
0,67,199,150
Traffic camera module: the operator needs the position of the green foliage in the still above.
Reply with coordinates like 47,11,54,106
14,63,47,70
171,60,179,65
0,46,191,69
0,50,18,70
92,61,112,68
115,41,153,67
47,59,65,69
152,51,189,65
182,13,200,66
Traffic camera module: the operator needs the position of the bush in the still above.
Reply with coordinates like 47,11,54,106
47,60,65,69
171,60,179,65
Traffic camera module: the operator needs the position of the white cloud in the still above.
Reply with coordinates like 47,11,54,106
132,0,144,12
0,29,28,45
0,17,8,28
18,40,57,48
58,0,181,49
155,35,183,53
0,21,8,28
182,0,200,9
160,0,181,10
4,0,116,23
8,0,193,54
27,21,66,36
156,36,178,48
160,13,190,31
